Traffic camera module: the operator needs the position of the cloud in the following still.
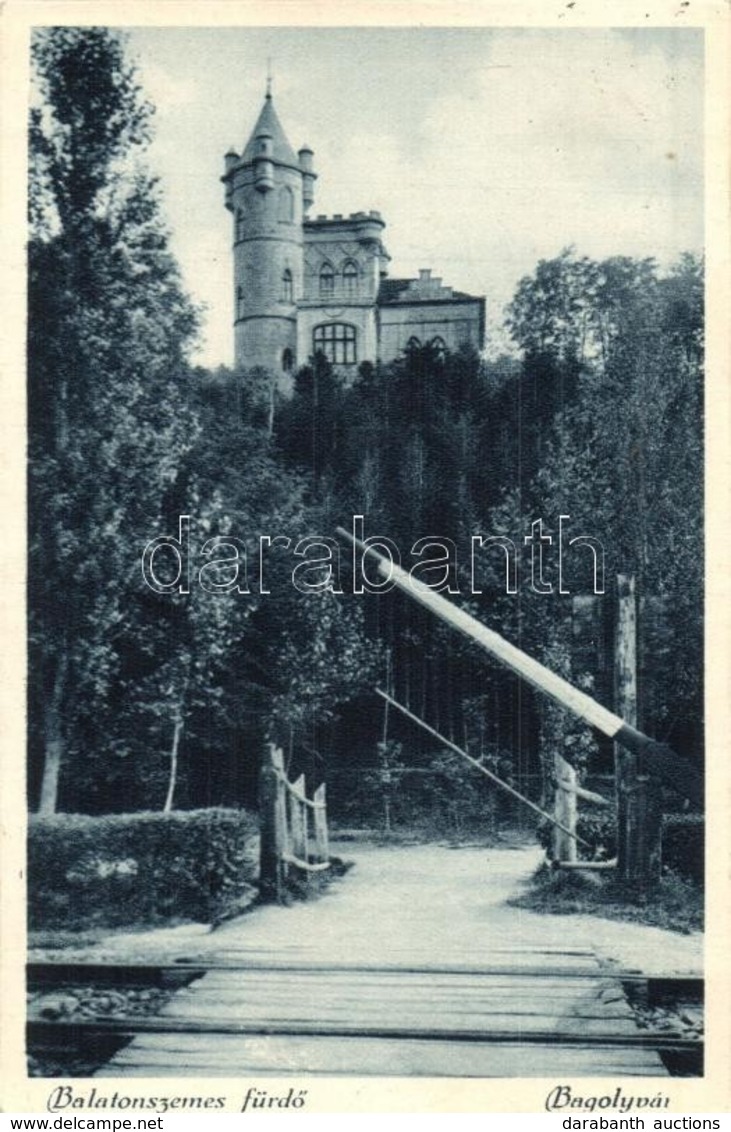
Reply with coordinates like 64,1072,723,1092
316,30,703,357
142,64,199,112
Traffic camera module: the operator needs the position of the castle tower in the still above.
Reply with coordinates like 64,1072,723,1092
222,89,316,384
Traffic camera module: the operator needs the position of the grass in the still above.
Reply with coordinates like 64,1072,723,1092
509,862,704,934
27,929,107,951
27,916,204,955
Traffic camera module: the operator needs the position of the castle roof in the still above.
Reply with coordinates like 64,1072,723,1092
378,273,480,305
241,92,299,168
378,279,412,302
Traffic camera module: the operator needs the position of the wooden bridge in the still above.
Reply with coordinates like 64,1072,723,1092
97,954,672,1078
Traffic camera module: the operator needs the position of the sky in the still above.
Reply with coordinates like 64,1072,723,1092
124,26,704,367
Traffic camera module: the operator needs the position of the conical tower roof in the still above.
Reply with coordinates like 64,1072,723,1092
241,92,299,167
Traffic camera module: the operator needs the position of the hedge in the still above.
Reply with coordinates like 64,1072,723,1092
537,805,704,884
662,813,704,885
28,807,260,930
537,808,617,860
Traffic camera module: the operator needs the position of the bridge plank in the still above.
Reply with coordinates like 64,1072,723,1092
103,1033,665,1078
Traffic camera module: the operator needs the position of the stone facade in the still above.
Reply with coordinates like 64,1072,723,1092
222,92,485,388
378,271,485,360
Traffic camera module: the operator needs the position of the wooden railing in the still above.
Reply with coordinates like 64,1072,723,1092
259,743,331,903
552,752,613,868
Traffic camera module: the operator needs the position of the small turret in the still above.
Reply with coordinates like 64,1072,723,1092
222,148,239,211
298,145,316,212
253,128,275,192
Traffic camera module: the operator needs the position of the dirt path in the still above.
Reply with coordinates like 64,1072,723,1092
99,842,701,1077
85,842,702,975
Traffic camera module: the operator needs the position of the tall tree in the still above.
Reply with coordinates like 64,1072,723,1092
489,251,703,782
28,28,199,812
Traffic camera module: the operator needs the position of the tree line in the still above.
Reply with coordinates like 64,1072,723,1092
28,28,703,822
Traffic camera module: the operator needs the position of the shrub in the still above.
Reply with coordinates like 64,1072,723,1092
662,813,704,885
576,809,617,859
28,808,259,930
332,748,513,839
510,859,703,933
537,807,617,860
536,805,704,887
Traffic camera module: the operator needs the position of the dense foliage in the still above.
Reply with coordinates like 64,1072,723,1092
273,252,703,823
28,29,376,816
28,28,199,813
28,30,703,839
662,813,704,884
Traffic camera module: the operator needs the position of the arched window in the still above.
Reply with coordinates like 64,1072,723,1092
282,348,294,373
282,268,293,303
235,209,245,242
236,285,244,319
343,260,358,298
278,186,294,223
313,323,357,365
406,335,422,350
431,336,446,359
319,263,335,299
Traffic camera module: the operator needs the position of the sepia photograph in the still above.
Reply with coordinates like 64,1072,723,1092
3,0,730,1115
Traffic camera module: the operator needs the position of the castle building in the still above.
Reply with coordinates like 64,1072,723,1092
222,89,485,387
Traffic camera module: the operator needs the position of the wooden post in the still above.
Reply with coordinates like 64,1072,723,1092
615,577,662,894
290,774,307,862
615,575,638,885
272,748,290,888
553,753,578,863
314,783,329,862
259,743,284,903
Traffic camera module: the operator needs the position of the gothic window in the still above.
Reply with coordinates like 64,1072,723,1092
406,335,422,350
319,263,335,299
313,323,357,365
282,268,293,303
282,348,294,372
343,260,358,298
235,209,245,242
278,186,294,223
431,336,447,359
236,285,244,319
